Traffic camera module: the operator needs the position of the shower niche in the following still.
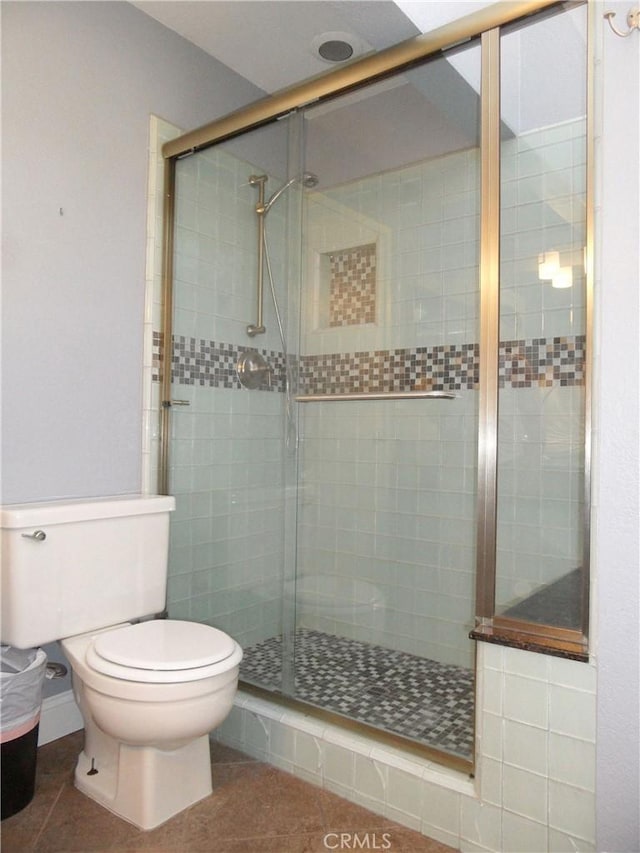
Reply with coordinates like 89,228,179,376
304,194,390,341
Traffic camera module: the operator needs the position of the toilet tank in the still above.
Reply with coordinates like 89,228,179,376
0,495,175,649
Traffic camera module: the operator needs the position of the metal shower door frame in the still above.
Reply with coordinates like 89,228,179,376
158,0,592,698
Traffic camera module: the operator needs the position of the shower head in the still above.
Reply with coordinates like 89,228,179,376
260,172,319,214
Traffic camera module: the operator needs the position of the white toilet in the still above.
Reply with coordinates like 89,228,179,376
0,495,243,830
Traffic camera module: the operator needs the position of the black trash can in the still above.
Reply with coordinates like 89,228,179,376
1,646,47,820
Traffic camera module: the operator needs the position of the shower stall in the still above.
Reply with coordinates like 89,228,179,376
156,0,590,770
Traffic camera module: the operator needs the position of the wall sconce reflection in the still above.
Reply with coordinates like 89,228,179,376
538,251,573,289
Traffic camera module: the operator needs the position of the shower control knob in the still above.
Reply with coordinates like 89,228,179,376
21,529,47,541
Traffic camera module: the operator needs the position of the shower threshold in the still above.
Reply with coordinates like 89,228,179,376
241,629,474,762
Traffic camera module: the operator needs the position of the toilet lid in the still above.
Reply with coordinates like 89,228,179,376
92,620,236,671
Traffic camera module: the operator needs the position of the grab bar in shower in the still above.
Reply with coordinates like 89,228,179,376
295,390,456,402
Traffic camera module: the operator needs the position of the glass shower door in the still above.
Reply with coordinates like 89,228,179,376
164,116,303,694
288,43,482,760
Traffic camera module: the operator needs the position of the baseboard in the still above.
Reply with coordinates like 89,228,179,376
38,690,83,745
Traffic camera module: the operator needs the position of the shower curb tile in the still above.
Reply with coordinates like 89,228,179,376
294,730,323,776
370,746,425,777
386,767,423,817
354,754,387,801
421,766,475,797
293,766,323,786
459,798,502,851
384,804,423,832
322,778,358,802
458,843,494,853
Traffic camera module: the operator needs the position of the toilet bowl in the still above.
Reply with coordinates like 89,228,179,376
0,495,243,831
62,620,243,829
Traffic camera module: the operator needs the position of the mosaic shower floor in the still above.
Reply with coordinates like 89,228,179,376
241,629,475,760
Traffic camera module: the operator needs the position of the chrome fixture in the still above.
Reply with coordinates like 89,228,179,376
247,173,318,338
296,391,456,403
247,174,268,337
237,349,272,390
21,529,46,541
257,173,319,216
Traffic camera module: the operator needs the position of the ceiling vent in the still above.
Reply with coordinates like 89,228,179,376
311,31,364,64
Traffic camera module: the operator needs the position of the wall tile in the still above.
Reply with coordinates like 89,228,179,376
548,780,596,841
502,811,549,853
548,733,595,790
503,673,549,728
477,757,502,807
549,684,596,741
502,764,548,824
503,719,548,775
479,711,503,761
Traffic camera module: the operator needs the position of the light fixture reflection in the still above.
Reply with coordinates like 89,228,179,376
553,266,573,289
538,250,573,289
538,251,560,280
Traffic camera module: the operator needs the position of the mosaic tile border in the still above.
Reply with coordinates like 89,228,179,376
499,335,586,388
152,332,286,392
153,333,585,393
299,344,479,395
241,628,475,759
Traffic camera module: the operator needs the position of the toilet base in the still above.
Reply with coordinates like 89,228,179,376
74,733,213,830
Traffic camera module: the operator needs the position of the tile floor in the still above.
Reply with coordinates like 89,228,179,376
241,629,474,759
1,731,459,852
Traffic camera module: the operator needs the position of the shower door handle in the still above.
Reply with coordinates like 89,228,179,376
162,400,191,408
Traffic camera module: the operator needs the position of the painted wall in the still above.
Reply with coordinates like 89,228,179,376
1,0,262,504
1,0,263,702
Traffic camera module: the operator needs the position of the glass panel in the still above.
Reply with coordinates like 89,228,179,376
285,43,480,759
166,117,303,692
496,5,588,631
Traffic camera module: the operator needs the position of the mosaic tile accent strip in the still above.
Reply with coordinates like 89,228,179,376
299,344,479,395
329,243,376,327
241,628,474,759
152,333,286,392
499,335,586,388
153,334,585,395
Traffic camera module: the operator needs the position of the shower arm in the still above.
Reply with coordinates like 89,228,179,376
247,175,267,337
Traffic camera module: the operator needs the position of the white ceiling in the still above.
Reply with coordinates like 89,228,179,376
131,1,420,94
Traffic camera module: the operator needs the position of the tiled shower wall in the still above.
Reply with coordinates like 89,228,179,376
296,148,481,668
497,119,586,608
296,118,585,659
147,117,291,650
149,116,585,663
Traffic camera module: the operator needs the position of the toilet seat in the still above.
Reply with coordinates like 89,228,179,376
85,620,242,684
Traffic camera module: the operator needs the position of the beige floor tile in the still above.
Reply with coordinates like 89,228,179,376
2,732,459,853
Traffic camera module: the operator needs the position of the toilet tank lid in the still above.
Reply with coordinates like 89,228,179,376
93,620,237,670
0,495,176,528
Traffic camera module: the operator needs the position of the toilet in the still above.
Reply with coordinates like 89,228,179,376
0,495,242,830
